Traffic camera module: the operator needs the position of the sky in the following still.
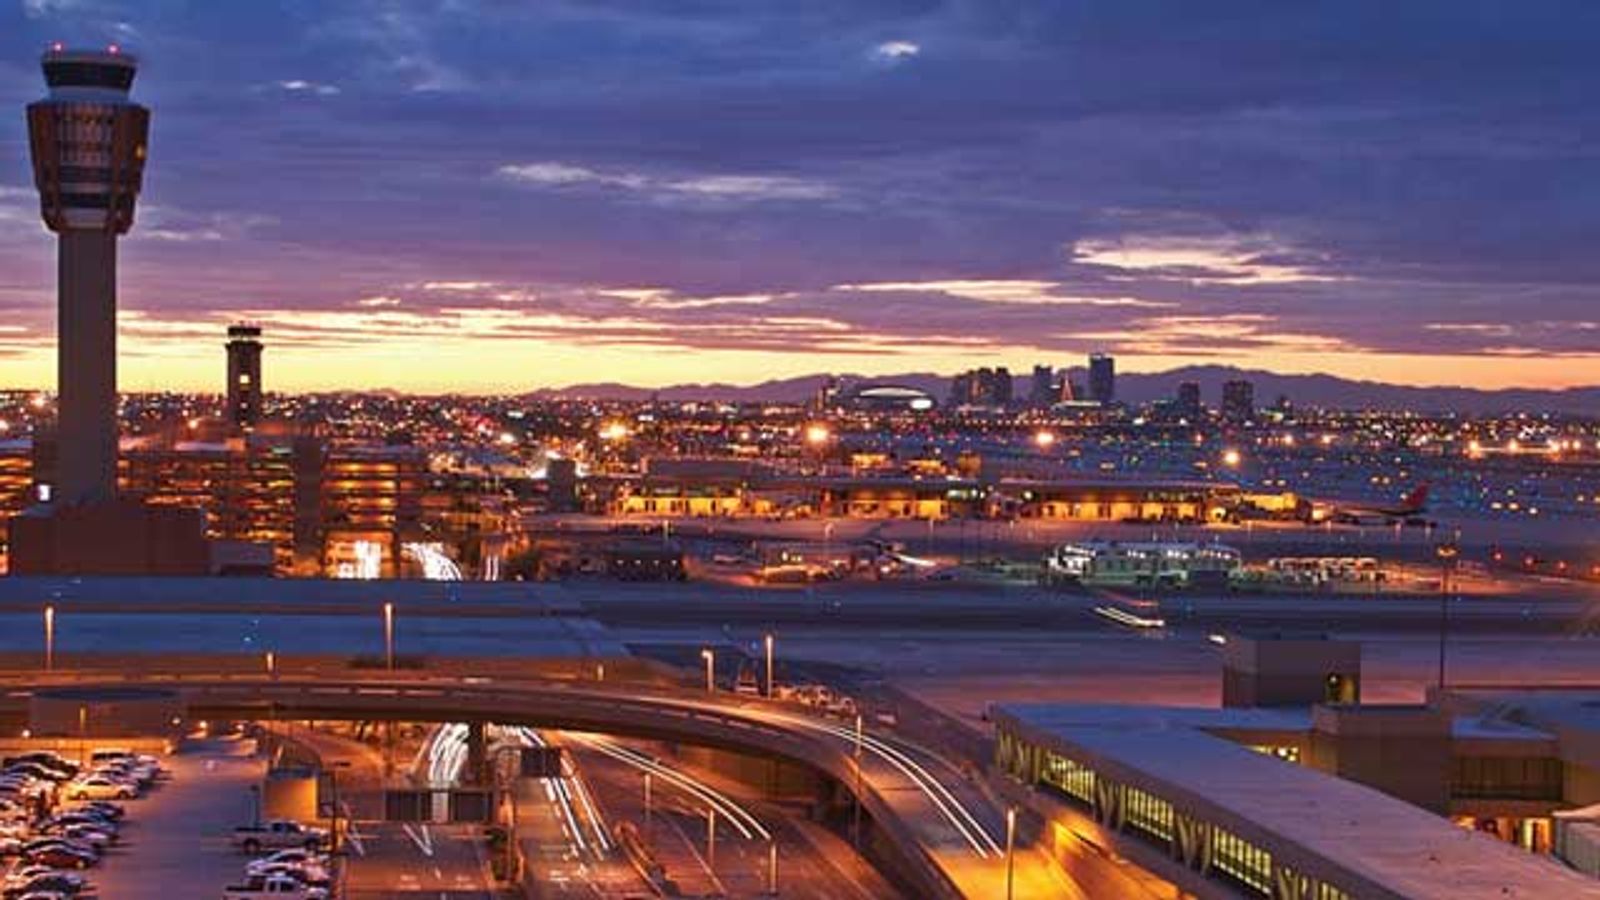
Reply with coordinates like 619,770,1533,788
0,1,1598,394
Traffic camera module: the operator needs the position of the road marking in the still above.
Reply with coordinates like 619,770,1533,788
401,821,437,857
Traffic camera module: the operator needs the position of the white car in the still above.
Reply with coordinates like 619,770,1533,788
222,875,328,899
245,862,329,888
65,775,136,800
246,848,326,876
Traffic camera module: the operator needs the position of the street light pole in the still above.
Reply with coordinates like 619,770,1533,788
767,838,778,896
643,771,653,838
852,713,864,848
706,805,716,869
383,602,395,671
763,634,775,698
43,605,54,673
701,648,715,694
1435,540,1459,692
265,651,275,678
1005,806,1017,900
328,764,342,854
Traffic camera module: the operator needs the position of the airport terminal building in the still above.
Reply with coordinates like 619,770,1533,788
990,638,1600,897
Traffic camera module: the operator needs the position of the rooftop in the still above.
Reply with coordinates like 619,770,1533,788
998,702,1600,899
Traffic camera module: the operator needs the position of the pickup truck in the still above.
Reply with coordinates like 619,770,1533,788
231,820,328,854
222,875,329,899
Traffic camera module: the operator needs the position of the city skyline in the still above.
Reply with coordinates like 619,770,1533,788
2,3,1599,393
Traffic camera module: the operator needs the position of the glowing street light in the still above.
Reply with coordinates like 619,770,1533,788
1222,448,1242,468
763,633,775,697
1033,430,1056,449
383,602,395,671
598,421,630,442
700,648,715,693
706,806,717,868
804,423,831,446
643,771,653,835
43,605,54,672
1005,806,1018,900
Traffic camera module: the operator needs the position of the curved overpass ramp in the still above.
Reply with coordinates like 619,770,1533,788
1,673,1019,899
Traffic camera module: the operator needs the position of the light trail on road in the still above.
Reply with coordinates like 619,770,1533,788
758,709,1002,858
404,541,464,581
565,732,770,841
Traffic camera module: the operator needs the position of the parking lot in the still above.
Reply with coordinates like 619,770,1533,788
2,736,273,899
89,737,263,899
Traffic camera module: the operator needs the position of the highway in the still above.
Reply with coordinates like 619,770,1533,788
0,670,1035,898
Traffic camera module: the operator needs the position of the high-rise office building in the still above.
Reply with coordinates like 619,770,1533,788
949,367,1013,408
1176,381,1202,418
226,324,264,428
1223,379,1256,423
1088,353,1116,405
27,46,150,504
1028,365,1056,407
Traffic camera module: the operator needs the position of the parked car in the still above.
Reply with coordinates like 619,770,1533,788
73,801,124,822
232,820,328,854
65,775,136,801
2,876,88,898
245,848,327,879
22,842,97,869
246,862,330,888
222,875,329,899
46,824,115,850
50,812,118,834
2,870,89,898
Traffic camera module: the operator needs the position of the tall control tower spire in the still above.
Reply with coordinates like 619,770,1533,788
27,45,150,504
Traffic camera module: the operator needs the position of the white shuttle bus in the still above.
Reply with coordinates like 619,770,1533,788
1043,540,1241,589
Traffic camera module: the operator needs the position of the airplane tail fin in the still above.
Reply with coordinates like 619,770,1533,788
1402,483,1430,511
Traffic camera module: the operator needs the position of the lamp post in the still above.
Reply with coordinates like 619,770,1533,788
852,713,864,848
264,651,276,678
1435,539,1459,691
763,634,775,698
43,605,54,673
383,602,395,671
701,648,715,694
767,838,779,896
1005,806,1017,900
706,805,716,869
643,771,653,838
328,760,351,854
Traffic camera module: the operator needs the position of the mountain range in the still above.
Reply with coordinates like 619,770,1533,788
532,365,1599,415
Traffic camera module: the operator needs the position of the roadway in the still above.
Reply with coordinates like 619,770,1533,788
342,822,496,899
567,732,901,899
0,671,1045,899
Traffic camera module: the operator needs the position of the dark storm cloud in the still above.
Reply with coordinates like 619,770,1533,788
1,0,1597,374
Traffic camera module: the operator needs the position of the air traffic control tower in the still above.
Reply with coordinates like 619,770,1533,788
27,45,150,504
9,47,206,575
